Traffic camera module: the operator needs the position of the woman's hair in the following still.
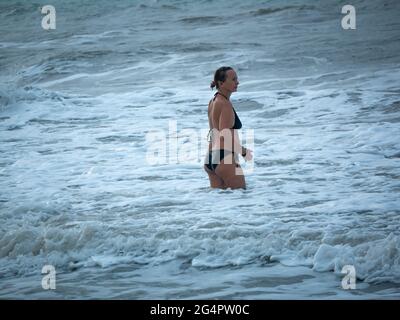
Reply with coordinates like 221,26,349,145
210,66,233,89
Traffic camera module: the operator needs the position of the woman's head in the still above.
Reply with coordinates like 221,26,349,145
210,66,239,92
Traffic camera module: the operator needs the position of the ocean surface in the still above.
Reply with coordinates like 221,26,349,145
1,0,400,299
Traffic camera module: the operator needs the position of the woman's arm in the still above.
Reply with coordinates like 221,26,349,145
207,99,213,129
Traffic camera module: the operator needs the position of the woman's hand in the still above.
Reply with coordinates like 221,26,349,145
243,148,253,161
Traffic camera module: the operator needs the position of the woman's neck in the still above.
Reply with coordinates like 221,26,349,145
217,89,231,100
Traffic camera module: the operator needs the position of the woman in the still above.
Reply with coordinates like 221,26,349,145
204,66,253,189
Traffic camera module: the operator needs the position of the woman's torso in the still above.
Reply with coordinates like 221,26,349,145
207,94,242,152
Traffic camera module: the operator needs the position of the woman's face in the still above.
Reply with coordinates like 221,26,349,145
220,69,239,92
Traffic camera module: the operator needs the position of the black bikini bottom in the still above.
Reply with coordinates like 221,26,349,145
205,149,234,171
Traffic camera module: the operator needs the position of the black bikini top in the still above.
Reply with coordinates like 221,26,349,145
231,107,242,129
212,92,242,129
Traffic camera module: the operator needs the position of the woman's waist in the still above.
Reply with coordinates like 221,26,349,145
206,149,239,162
208,144,239,153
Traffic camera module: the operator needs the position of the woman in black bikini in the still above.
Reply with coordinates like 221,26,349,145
204,66,253,189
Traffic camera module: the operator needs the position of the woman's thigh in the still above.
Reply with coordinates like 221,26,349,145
204,164,226,189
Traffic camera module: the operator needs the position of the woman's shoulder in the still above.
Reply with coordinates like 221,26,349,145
208,97,232,119
211,96,231,109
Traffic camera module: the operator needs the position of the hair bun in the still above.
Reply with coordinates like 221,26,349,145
210,80,216,89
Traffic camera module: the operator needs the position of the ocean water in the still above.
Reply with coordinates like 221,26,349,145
0,0,400,299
